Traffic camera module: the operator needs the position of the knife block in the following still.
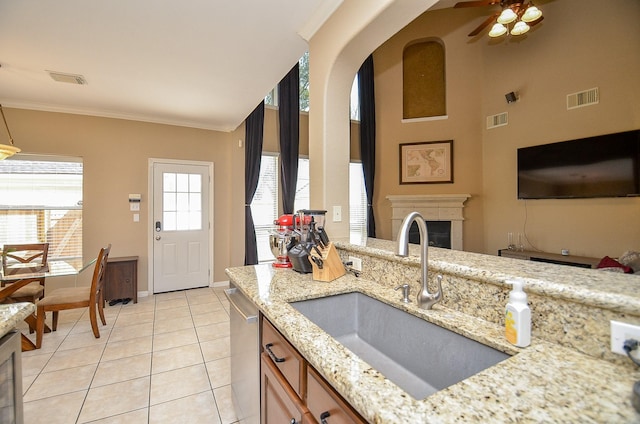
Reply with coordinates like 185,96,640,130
308,242,345,282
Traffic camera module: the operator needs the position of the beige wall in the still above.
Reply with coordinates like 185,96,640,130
372,0,640,258
5,108,246,292
373,6,486,252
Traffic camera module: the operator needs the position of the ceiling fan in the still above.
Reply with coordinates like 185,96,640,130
454,0,544,38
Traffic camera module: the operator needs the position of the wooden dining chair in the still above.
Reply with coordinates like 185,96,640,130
35,244,111,349
1,243,49,304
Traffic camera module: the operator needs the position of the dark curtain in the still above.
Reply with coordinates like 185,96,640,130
358,55,377,237
244,101,265,265
278,64,300,214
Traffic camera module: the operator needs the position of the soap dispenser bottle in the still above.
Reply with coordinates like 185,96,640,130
505,279,531,347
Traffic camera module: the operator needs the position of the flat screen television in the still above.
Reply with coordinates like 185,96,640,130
517,129,640,199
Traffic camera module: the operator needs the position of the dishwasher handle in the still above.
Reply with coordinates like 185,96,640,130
224,288,258,324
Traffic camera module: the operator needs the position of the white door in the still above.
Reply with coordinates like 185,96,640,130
152,161,212,293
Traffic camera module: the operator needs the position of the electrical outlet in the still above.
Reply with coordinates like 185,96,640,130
610,320,640,355
349,256,362,272
332,206,342,222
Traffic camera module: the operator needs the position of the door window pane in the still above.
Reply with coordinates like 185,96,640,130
163,172,202,231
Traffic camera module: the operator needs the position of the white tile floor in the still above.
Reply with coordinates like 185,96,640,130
18,286,238,424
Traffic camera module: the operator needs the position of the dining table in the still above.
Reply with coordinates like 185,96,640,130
0,260,79,350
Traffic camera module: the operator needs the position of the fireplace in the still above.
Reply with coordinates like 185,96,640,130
409,221,452,249
386,194,471,251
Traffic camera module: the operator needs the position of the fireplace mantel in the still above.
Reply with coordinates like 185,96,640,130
386,194,471,250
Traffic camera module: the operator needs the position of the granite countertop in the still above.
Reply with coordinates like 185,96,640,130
0,302,36,338
226,264,640,423
336,238,640,314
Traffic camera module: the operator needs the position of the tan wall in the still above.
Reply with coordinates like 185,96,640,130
373,6,486,252
4,108,246,292
263,107,360,159
480,0,640,258
372,0,640,258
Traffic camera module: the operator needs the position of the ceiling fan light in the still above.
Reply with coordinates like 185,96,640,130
497,8,517,24
511,21,531,36
0,144,20,160
489,23,508,37
521,5,542,23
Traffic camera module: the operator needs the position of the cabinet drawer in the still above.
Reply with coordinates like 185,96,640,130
261,353,305,424
262,317,306,398
307,366,366,424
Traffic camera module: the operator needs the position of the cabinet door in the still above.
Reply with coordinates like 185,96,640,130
306,367,366,424
261,353,306,424
105,260,136,301
262,317,306,397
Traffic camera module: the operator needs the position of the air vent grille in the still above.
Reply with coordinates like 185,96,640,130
47,71,87,85
486,112,508,129
567,87,598,110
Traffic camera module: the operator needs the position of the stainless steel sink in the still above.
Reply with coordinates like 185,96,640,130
290,292,510,399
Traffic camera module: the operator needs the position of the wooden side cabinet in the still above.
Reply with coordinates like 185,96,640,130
104,256,138,303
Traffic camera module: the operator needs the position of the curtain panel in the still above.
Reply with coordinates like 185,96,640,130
278,64,300,214
244,101,265,265
358,55,377,238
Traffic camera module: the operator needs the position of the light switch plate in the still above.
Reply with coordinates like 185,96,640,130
611,320,640,355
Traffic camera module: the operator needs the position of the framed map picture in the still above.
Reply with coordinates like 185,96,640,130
399,140,453,184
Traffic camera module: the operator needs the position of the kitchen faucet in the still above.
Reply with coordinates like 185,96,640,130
397,211,442,309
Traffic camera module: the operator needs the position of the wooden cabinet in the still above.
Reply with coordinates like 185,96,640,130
307,366,365,424
261,353,313,424
104,256,138,303
260,316,366,424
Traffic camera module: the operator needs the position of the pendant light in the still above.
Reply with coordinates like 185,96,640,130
521,4,543,23
489,23,508,38
0,105,20,160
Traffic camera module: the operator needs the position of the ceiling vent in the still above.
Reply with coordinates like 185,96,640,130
47,71,87,85
486,112,508,129
567,87,598,110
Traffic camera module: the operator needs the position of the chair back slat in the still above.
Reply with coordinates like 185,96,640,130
2,243,49,271
90,245,111,304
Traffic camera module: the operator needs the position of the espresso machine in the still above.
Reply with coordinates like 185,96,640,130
269,214,294,268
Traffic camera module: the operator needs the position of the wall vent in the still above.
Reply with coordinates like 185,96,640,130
567,87,598,110
47,71,87,85
486,112,508,129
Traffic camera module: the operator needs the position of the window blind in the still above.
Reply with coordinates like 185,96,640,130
349,162,367,244
0,155,83,267
251,154,279,263
294,157,309,212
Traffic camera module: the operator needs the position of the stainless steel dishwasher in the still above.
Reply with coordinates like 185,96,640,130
225,283,259,424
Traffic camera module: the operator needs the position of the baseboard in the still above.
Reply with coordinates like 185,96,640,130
137,291,150,298
211,280,229,288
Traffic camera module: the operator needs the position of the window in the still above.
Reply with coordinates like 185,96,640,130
350,75,360,121
294,157,309,212
0,155,83,268
299,51,310,112
251,154,278,263
349,162,367,244
266,52,310,111
403,40,446,119
254,156,367,256
265,88,278,107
